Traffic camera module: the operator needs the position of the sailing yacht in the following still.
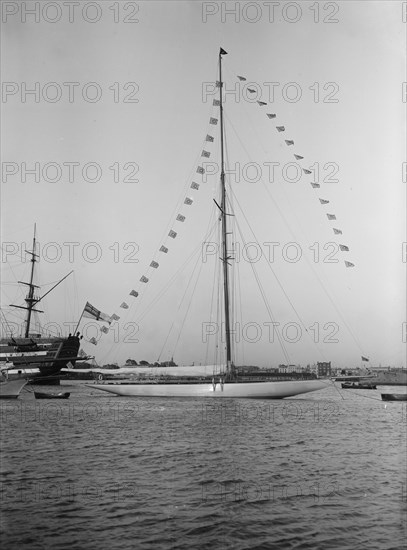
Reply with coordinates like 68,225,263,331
89,49,329,399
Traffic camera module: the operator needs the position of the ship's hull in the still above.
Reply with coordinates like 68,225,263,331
88,379,328,399
0,378,28,399
0,335,81,384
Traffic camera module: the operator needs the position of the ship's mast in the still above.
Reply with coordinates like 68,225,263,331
23,225,40,337
10,226,43,337
218,48,234,378
9,225,74,339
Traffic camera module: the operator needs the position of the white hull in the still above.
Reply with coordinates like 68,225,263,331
88,379,328,399
0,378,28,399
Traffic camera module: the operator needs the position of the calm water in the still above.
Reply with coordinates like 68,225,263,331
1,383,406,550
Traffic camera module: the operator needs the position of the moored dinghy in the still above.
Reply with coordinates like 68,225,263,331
34,391,70,399
381,393,407,402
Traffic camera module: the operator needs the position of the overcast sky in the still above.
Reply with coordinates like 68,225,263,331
1,1,406,368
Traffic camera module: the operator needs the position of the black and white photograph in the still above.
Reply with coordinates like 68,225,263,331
1,1,406,548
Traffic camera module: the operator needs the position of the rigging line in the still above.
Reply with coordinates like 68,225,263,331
171,243,207,359
205,218,221,367
3,259,28,303
228,187,329,361
102,215,220,363
337,388,386,402
224,105,365,355
214,255,224,373
157,217,210,362
148,90,221,260
330,379,346,400
124,105,221,326
224,111,340,356
0,309,16,336
169,203,223,360
232,212,292,366
208,222,223,371
135,215,219,327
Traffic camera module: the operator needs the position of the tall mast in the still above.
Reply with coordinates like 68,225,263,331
10,225,74,338
9,225,43,337
24,224,39,337
218,47,234,377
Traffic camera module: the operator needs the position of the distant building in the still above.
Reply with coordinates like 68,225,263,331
278,364,303,373
317,361,331,377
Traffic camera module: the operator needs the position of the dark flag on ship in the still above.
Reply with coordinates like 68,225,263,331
361,356,369,362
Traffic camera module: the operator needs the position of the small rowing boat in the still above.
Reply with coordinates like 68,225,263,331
341,382,377,390
34,391,70,400
381,393,407,402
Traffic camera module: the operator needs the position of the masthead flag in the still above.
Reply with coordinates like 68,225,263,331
361,356,369,362
220,48,227,56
